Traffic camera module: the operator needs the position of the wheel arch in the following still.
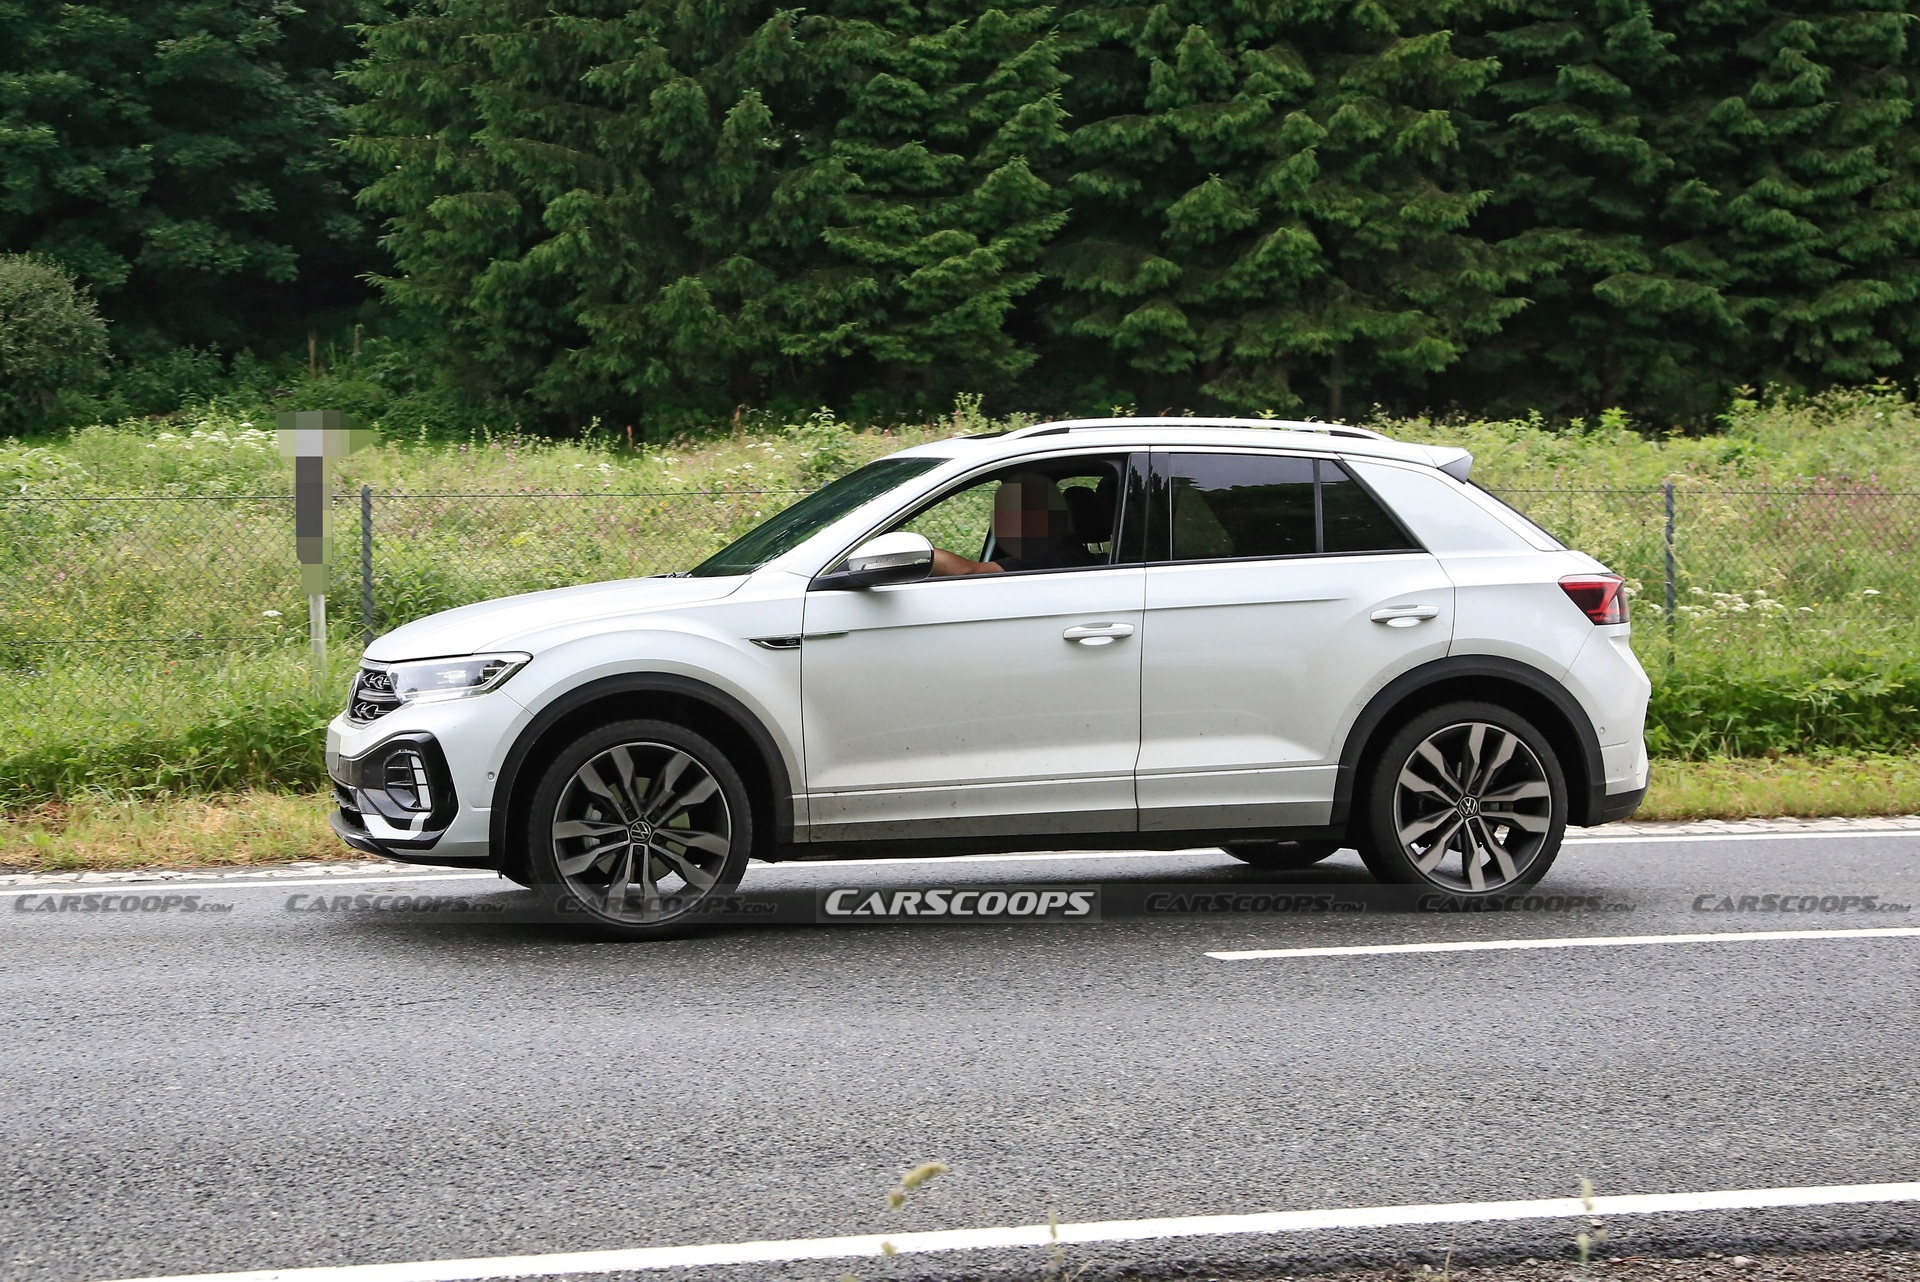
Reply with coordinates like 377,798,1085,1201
1332,656,1606,829
489,673,796,878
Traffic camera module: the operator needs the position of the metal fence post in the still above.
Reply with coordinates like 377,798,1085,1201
359,483,372,637
1662,480,1676,646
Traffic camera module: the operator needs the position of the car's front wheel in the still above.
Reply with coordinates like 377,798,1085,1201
525,719,752,939
1356,701,1566,898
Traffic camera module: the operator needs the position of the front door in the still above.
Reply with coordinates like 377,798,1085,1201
1135,449,1455,831
799,455,1144,842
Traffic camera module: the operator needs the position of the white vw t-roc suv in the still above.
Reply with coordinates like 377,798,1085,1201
327,419,1650,937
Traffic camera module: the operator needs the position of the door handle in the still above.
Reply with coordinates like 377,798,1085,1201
1063,622,1136,646
1371,605,1440,628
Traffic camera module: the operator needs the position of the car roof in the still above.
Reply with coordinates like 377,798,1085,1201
890,417,1473,479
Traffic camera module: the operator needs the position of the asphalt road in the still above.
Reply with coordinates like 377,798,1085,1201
4,831,1919,1282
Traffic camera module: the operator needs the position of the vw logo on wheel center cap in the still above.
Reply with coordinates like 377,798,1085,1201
1457,795,1482,819
628,819,654,845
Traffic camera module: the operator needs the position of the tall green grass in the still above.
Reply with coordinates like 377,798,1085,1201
0,649,343,804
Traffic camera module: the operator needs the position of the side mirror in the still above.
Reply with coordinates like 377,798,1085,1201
836,531,934,588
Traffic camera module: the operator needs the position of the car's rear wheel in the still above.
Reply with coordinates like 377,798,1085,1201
1222,840,1342,870
525,719,752,940
1356,701,1566,898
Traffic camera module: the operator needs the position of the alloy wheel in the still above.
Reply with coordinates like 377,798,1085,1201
1391,720,1553,892
549,741,734,922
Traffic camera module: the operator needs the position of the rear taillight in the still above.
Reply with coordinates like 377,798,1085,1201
1560,574,1628,625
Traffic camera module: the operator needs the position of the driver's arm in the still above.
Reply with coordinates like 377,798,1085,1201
931,548,1004,576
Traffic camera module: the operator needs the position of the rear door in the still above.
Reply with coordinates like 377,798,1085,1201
1135,450,1455,831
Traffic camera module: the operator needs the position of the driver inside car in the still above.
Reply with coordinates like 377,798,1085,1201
930,473,1104,576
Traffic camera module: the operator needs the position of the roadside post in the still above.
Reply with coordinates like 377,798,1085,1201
277,411,374,690
1662,480,1677,660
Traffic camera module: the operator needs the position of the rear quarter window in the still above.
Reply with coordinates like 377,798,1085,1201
1342,458,1549,553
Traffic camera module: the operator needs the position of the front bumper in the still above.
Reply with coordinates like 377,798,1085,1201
326,690,530,865
328,731,469,856
327,726,503,866
1594,783,1648,824
325,809,496,866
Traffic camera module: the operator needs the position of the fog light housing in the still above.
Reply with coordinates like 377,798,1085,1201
330,734,457,843
382,749,435,813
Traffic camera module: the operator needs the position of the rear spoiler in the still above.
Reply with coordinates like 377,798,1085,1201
1424,446,1473,482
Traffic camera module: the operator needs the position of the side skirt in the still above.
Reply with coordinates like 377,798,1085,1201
768,825,1348,863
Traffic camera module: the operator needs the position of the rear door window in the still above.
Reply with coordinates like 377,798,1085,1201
1162,453,1420,562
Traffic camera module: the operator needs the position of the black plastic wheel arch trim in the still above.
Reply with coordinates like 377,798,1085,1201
487,672,798,864
1330,655,1611,829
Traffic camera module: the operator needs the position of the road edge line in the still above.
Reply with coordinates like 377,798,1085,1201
93,1181,1920,1282
1208,925,1920,960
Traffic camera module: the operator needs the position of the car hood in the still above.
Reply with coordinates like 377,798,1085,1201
363,576,744,661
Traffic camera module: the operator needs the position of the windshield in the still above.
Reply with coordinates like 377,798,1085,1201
686,457,946,577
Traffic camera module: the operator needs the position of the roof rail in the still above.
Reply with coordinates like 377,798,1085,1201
1000,417,1391,442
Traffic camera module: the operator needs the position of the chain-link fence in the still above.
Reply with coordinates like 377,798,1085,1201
1495,484,1918,635
3,482,1915,732
0,485,802,648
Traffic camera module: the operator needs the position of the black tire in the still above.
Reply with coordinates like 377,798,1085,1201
524,719,753,940
1355,701,1567,899
1222,840,1343,870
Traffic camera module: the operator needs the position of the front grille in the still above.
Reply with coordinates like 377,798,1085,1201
346,664,400,723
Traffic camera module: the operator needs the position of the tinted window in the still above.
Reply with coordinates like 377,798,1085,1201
1321,461,1419,553
1163,454,1418,561
1169,454,1316,560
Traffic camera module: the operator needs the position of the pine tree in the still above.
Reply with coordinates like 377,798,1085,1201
1041,0,1523,416
1695,1,1920,402
772,0,1071,408
348,0,1068,426
0,0,380,351
1452,0,1920,422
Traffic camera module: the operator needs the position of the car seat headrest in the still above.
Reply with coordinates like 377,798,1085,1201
1063,473,1119,544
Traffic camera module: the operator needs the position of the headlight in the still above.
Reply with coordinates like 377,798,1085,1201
385,652,530,704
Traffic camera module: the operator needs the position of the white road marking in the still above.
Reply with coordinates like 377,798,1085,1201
94,1181,1920,1282
1567,828,1920,845
1209,925,1920,960
0,873,496,900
